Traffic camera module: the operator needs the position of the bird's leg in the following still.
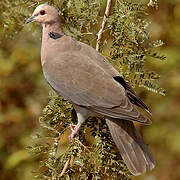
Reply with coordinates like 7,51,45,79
69,111,86,141
69,123,82,141
69,105,92,141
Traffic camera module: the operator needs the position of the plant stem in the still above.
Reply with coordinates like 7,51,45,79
96,0,112,51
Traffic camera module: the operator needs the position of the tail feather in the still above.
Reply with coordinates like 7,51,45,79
106,118,155,176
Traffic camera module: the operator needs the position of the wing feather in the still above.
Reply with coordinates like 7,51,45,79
43,35,151,124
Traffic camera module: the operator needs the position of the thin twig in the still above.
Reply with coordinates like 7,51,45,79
60,159,71,177
96,0,112,51
28,2,38,8
51,136,61,180
75,139,96,160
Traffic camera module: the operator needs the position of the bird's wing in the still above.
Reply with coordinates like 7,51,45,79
42,36,150,124
78,38,151,114
113,76,151,114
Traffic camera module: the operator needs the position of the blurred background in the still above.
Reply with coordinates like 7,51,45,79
0,0,180,179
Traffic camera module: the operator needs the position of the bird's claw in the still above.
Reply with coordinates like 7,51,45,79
69,123,80,142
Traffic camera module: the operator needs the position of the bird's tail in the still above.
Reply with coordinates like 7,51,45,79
105,118,155,176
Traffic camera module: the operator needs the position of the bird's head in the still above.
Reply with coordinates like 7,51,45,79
26,4,60,25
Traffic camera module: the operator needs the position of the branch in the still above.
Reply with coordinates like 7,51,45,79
75,139,96,160
60,159,71,177
96,0,112,51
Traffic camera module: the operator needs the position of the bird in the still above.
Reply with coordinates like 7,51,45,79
26,4,155,176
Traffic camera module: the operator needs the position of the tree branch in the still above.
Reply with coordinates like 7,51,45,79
60,159,71,177
96,0,112,51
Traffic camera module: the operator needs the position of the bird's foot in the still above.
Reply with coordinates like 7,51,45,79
69,123,81,142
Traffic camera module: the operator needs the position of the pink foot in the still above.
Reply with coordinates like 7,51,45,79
69,123,81,141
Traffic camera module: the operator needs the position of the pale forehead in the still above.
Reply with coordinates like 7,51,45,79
34,4,47,11
33,4,58,14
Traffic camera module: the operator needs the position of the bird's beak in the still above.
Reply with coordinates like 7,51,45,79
26,16,36,24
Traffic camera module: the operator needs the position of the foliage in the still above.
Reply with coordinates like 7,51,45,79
3,0,180,180
0,1,49,180
107,0,166,95
28,93,130,179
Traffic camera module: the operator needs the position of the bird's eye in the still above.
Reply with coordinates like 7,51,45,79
40,10,46,15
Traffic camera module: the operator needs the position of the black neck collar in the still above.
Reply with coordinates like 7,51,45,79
48,32,64,40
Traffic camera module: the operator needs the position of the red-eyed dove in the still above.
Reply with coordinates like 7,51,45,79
26,4,155,176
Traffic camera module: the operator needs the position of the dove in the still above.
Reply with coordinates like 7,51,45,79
26,4,155,175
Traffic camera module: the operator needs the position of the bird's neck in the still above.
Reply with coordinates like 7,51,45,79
42,22,64,41
41,22,64,66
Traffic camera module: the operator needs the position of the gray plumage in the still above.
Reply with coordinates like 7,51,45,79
26,4,155,176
